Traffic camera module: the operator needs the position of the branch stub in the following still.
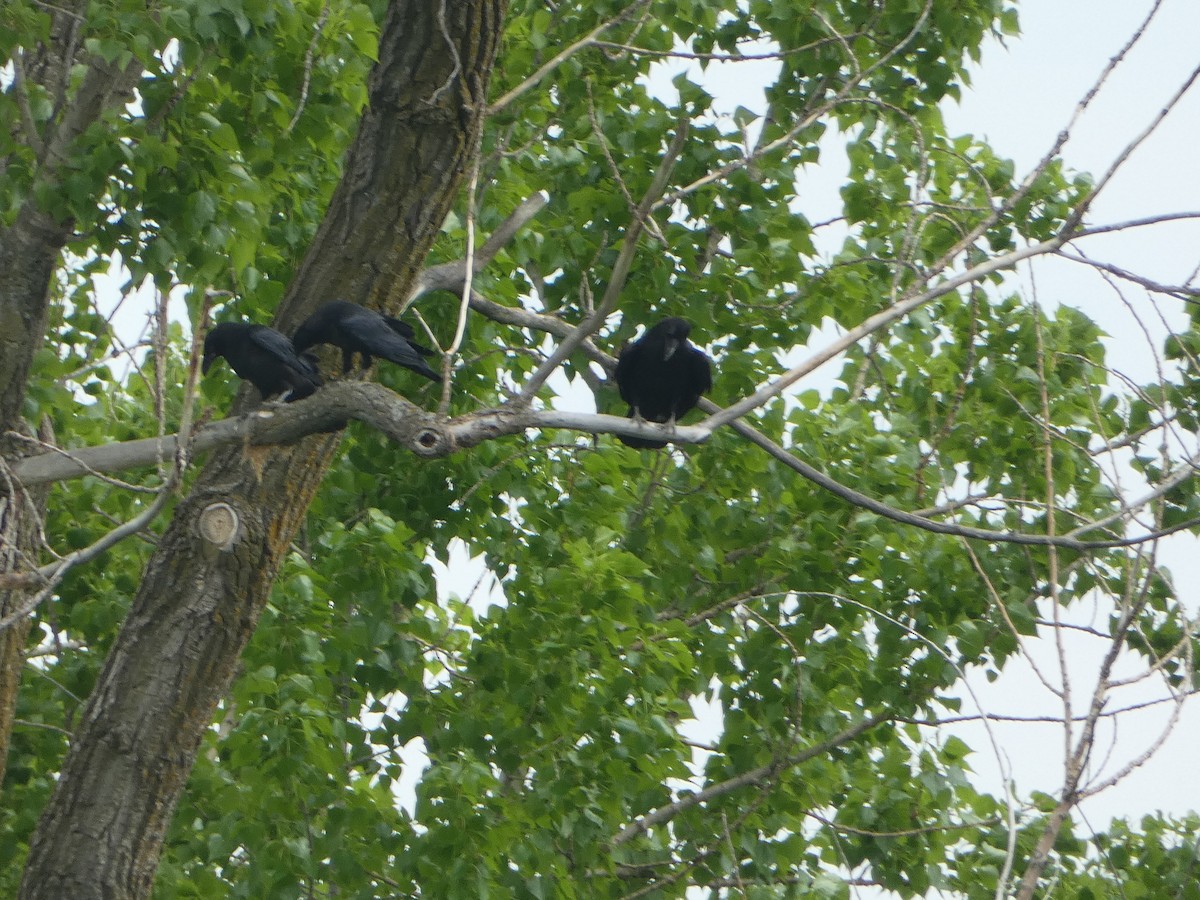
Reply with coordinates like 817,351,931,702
197,502,241,551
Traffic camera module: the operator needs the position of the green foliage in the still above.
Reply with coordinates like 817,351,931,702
5,0,1199,897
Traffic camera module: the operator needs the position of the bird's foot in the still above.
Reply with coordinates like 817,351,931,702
628,408,654,442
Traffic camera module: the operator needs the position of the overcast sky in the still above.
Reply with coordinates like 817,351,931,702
940,0,1200,829
636,0,1200,840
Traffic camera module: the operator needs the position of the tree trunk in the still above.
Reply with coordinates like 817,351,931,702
0,204,62,790
0,0,142,791
19,1,507,896
0,442,43,793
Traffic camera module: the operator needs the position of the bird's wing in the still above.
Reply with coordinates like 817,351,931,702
383,316,436,356
690,346,713,395
614,342,642,406
340,311,442,381
248,326,301,364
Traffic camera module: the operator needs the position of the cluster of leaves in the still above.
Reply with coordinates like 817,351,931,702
4,0,1200,896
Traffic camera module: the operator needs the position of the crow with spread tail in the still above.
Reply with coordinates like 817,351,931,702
614,317,712,449
202,322,322,402
293,301,441,382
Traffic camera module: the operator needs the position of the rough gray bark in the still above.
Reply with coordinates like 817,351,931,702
19,1,508,896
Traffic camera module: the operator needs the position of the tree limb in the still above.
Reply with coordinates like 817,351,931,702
517,115,689,403
609,710,892,847
700,235,1070,431
486,0,654,115
409,192,550,303
7,383,710,489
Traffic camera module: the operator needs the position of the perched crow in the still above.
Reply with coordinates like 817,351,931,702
614,317,712,449
292,301,442,382
202,322,322,402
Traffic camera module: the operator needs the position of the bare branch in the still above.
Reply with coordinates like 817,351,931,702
467,289,613,372
1056,249,1200,301
592,33,863,63
516,117,689,403
1074,211,1200,237
11,50,46,156
439,133,484,411
0,295,209,606
1065,54,1200,231
17,375,1200,555
286,0,331,134
409,192,549,302
897,689,1200,727
609,710,892,847
0,488,174,614
652,0,933,212
701,236,1068,431
587,81,667,247
487,0,654,115
428,0,463,105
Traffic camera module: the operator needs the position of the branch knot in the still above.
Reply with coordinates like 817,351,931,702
411,425,453,457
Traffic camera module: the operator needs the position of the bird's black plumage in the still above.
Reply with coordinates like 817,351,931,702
292,301,441,382
201,322,322,402
614,317,712,449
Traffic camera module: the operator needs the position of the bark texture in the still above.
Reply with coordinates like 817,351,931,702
0,0,142,791
19,1,507,896
0,437,45,795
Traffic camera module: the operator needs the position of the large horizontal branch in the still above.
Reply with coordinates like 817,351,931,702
713,405,1200,551
14,379,1200,553
9,381,709,488
434,262,1200,553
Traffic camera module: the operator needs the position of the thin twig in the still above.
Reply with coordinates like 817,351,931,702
487,0,654,115
516,116,689,403
610,709,891,847
1056,249,1200,301
438,137,482,413
408,192,549,304
701,235,1069,431
428,0,463,105
286,0,331,134
11,49,45,155
651,0,934,213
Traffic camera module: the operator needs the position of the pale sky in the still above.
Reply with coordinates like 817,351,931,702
943,0,1200,829
638,0,1200,848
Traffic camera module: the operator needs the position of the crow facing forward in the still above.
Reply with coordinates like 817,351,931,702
614,317,712,449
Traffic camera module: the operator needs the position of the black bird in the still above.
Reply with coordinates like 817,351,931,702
202,322,322,402
614,317,712,449
292,301,442,382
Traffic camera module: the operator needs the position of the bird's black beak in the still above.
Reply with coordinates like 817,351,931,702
663,338,679,360
201,353,215,375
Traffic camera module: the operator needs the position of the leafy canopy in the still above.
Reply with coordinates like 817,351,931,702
3,0,1198,896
